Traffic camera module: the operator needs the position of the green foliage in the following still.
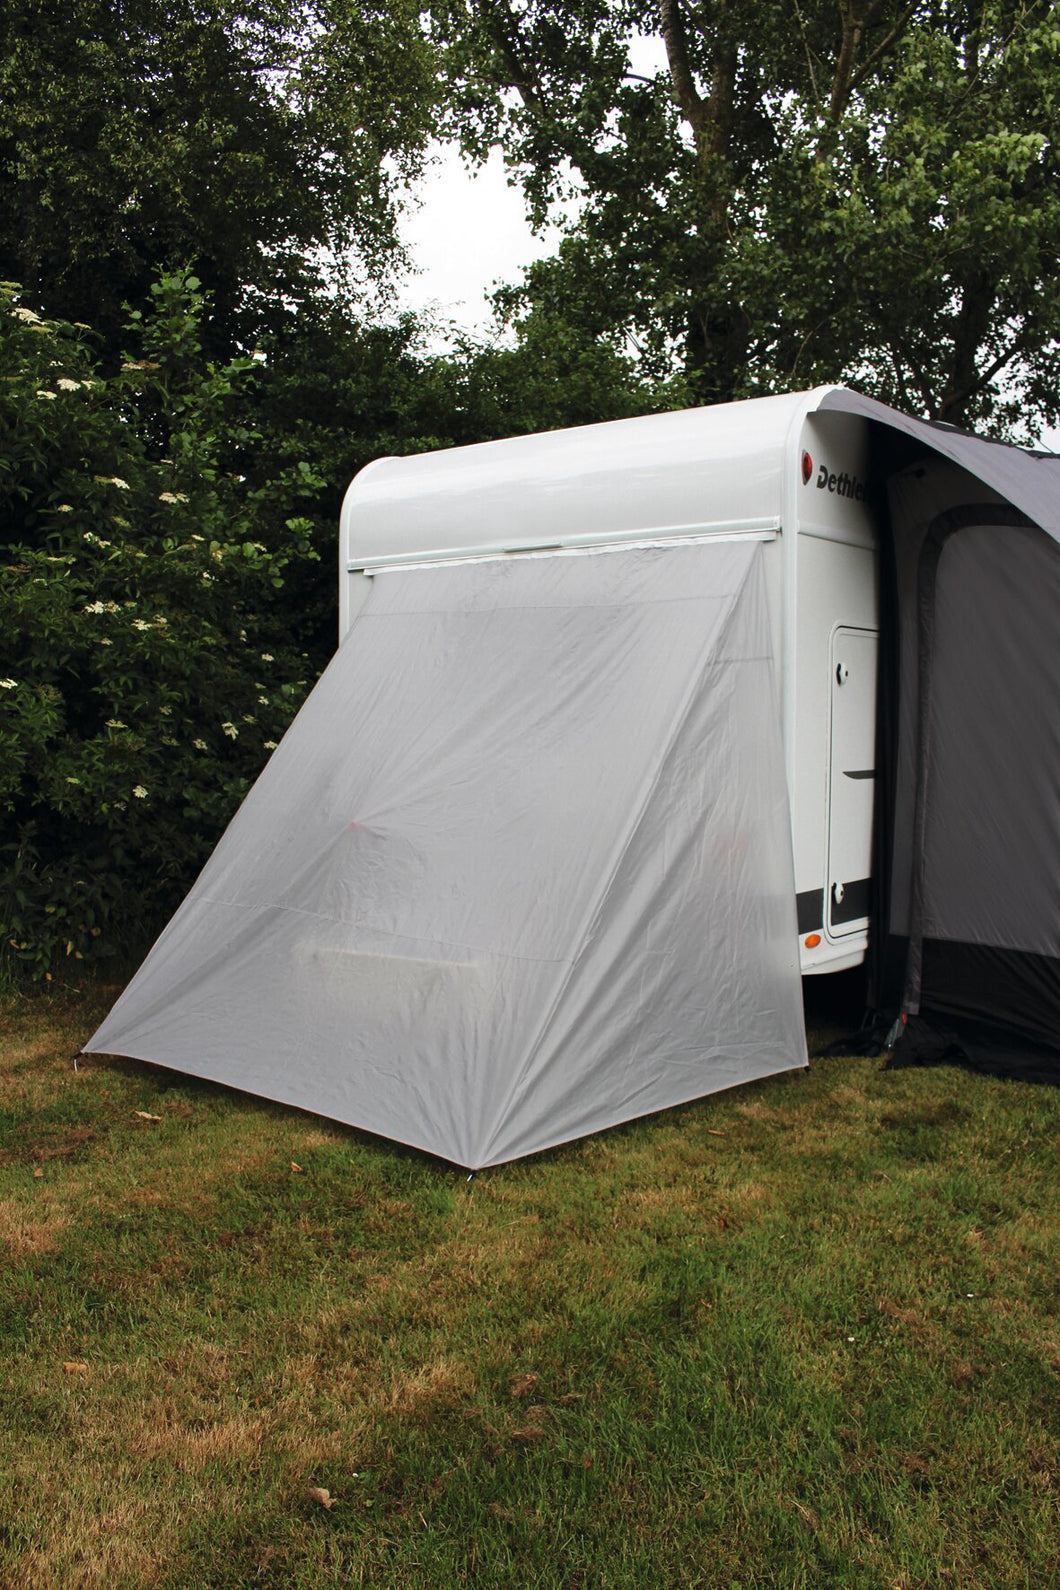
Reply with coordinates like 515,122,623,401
0,274,317,974
429,1,1060,432
0,0,440,356
444,306,672,436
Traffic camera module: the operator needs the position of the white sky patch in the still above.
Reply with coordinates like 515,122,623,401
396,146,564,344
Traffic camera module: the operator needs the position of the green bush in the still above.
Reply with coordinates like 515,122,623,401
0,272,318,976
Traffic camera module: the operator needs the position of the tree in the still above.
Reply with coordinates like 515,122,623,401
0,0,439,356
428,1,1060,433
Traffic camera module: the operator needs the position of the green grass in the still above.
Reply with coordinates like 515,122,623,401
1,984,1057,1588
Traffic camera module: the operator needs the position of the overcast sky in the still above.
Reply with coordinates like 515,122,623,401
396,146,563,342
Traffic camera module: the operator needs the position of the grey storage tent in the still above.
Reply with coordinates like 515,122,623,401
86,539,808,1167
818,391,1060,1079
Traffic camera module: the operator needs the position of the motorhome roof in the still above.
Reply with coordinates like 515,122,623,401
341,384,1060,572
341,387,838,569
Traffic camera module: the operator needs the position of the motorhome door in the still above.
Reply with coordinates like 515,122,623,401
827,627,877,937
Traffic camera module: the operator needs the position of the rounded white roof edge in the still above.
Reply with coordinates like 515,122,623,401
341,385,854,567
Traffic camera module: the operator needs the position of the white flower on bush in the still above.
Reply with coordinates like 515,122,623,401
105,718,127,729
201,571,214,584
193,738,207,750
158,491,189,504
56,504,74,513
260,653,274,662
83,601,106,614
12,306,41,323
221,722,238,739
132,619,151,631
0,678,18,689
35,389,57,400
56,377,82,392
159,704,172,716
93,475,130,490
264,740,278,750
132,785,148,799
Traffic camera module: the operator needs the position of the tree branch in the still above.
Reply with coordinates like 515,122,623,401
475,0,545,115
790,0,822,109
659,0,707,138
848,1,920,98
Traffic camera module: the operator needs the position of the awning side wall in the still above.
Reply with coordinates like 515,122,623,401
88,540,807,1166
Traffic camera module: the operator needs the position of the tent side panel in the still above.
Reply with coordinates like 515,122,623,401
87,542,802,1165
480,546,807,1166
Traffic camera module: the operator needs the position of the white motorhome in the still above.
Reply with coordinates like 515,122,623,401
340,386,879,977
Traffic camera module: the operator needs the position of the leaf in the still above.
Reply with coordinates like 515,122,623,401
510,1425,545,1445
307,1486,336,1509
62,1361,89,1374
134,1110,162,1122
508,1372,538,1399
290,1161,305,1173
32,1167,44,1178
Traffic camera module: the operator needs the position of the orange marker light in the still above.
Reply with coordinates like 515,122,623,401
804,933,822,948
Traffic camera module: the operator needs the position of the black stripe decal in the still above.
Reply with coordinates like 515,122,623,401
831,877,872,925
843,769,876,780
797,889,823,934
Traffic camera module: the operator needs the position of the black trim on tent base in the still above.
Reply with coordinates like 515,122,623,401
886,938,1060,1084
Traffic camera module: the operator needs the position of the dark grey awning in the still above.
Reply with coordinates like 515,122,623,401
819,388,1060,540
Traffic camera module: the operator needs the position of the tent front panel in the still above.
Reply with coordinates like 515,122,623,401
921,524,1060,957
87,540,806,1167
880,462,1060,1073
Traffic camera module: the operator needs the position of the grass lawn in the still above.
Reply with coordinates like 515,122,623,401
0,982,1057,1588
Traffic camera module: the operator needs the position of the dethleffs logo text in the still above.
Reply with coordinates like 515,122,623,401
815,462,869,502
